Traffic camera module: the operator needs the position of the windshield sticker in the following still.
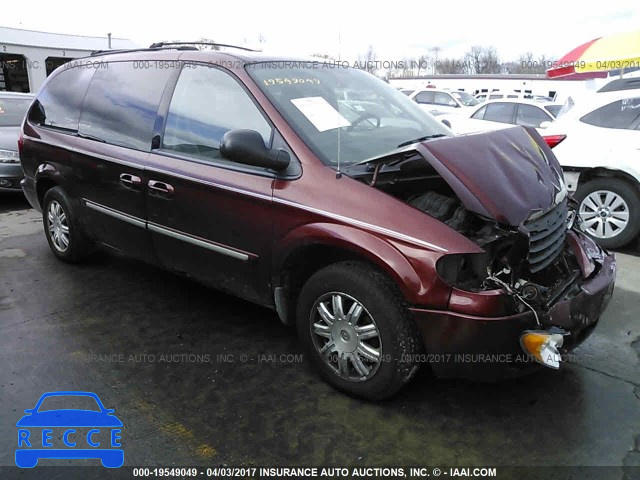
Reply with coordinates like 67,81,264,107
263,78,320,86
291,97,351,132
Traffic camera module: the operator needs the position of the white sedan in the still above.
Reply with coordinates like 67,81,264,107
439,99,561,135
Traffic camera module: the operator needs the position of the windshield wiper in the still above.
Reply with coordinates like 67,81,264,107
397,134,447,148
77,132,106,143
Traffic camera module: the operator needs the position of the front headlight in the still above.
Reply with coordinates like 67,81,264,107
0,149,20,163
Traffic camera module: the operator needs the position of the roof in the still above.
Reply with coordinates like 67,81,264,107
0,25,137,52
391,73,602,82
478,98,559,107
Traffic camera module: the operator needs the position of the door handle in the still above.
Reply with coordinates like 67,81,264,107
120,173,142,187
148,180,175,196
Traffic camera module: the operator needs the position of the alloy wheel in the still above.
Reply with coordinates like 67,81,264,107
310,292,382,382
47,200,70,252
579,190,630,239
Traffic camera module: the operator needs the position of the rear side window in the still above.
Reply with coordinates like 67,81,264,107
580,98,640,130
0,97,33,127
28,67,94,132
483,102,516,123
414,91,435,104
434,92,456,107
79,62,172,151
162,64,272,162
515,104,550,127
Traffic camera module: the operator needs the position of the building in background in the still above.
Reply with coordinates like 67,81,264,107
0,26,137,93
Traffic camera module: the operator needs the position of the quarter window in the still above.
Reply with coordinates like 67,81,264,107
29,67,94,132
580,98,640,130
79,61,171,151
471,105,487,120
162,65,272,162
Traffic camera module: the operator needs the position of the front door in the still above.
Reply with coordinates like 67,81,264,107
145,63,276,304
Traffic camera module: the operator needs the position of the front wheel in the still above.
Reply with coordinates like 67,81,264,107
296,262,421,400
574,178,640,249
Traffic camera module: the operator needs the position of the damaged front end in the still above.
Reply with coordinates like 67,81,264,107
352,126,616,377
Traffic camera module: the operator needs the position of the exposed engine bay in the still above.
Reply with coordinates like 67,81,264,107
349,145,602,325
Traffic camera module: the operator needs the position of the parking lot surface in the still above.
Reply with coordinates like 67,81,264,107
1,195,639,476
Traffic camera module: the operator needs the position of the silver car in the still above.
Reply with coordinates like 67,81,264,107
0,92,34,192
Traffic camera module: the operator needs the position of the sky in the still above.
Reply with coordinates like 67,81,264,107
1,0,638,62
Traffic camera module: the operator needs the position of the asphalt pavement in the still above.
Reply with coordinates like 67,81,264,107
0,193,639,479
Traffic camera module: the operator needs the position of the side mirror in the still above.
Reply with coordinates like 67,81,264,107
441,119,452,128
220,129,290,171
539,121,552,129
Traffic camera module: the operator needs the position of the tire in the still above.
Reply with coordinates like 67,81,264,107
42,186,93,263
574,178,640,249
296,261,421,400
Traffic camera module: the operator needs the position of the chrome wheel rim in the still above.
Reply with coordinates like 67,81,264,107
47,200,70,252
310,292,382,382
579,191,630,239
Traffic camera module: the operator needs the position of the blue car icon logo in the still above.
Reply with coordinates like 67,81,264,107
16,391,123,468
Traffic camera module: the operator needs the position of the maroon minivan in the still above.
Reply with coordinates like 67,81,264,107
19,44,615,399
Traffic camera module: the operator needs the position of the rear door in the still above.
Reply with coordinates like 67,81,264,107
145,63,277,304
75,61,175,262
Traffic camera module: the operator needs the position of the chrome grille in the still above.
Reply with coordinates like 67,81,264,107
525,200,568,273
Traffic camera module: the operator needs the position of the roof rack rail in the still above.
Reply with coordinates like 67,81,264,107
90,45,198,57
149,41,260,52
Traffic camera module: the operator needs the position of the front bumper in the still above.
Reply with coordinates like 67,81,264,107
0,163,23,191
410,235,616,380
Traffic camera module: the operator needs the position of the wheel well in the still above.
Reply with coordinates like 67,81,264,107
278,244,403,322
36,178,58,209
577,168,640,192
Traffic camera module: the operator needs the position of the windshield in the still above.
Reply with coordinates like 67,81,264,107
37,395,101,412
451,91,479,106
246,63,450,167
0,97,32,127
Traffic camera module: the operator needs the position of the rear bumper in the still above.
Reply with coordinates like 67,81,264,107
0,163,23,191
410,246,615,381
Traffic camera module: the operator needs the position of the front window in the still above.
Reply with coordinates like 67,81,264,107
451,91,479,106
246,63,449,167
0,97,32,127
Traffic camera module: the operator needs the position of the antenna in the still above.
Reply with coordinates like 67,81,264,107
336,28,342,179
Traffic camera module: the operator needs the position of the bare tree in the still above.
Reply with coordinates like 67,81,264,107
465,46,501,74
356,45,378,74
435,58,466,74
507,52,550,74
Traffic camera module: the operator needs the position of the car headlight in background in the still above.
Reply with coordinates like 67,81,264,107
0,149,20,163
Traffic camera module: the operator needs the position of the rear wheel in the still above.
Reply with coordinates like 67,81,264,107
296,261,421,400
42,187,93,263
574,178,640,249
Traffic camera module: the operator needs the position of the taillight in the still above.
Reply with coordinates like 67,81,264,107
543,134,566,149
18,133,24,155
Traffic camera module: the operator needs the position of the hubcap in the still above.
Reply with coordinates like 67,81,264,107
310,292,382,382
579,190,629,239
47,200,70,252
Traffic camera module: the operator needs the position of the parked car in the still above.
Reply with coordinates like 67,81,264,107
542,83,640,249
20,45,615,399
0,92,34,192
441,99,561,135
409,88,480,115
475,91,522,102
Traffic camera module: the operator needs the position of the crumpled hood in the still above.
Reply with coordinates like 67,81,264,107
416,126,566,226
